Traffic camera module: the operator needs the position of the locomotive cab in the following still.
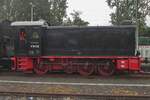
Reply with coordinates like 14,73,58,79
11,21,47,56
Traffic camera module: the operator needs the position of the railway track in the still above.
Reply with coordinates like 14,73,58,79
0,92,149,100
0,63,150,78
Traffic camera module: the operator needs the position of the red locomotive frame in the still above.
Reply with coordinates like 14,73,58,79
11,56,140,76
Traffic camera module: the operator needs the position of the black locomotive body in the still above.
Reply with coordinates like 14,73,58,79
43,26,136,56
10,21,140,76
14,26,136,57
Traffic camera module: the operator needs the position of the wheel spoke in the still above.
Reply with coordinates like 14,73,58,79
78,64,94,76
64,65,74,74
98,61,115,76
33,61,49,75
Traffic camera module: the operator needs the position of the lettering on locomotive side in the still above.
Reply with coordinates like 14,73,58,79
30,45,40,48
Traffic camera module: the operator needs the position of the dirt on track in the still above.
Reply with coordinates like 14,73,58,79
0,82,150,96
0,72,150,96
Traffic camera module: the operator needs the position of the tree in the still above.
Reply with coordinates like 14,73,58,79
64,11,89,26
0,0,16,21
107,0,150,33
0,0,89,26
48,0,67,25
0,0,67,26
71,11,89,26
63,17,72,26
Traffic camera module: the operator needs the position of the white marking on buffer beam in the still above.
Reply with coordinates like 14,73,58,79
0,80,149,87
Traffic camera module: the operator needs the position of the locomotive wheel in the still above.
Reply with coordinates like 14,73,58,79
78,63,94,76
33,61,49,75
98,61,115,76
64,65,74,74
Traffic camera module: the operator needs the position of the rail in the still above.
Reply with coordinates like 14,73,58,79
0,92,149,100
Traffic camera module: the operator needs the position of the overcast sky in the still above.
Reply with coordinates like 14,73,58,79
67,0,150,26
67,0,112,26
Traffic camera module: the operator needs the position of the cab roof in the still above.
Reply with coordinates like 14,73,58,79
11,21,48,27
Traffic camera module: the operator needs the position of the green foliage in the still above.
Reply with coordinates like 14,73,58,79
70,11,89,26
48,0,68,25
0,0,67,25
106,0,150,33
64,11,89,26
0,0,88,26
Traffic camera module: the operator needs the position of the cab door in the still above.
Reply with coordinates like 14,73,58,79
15,26,42,56
27,27,42,56
15,28,28,56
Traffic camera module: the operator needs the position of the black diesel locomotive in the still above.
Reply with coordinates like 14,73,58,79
10,21,140,76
